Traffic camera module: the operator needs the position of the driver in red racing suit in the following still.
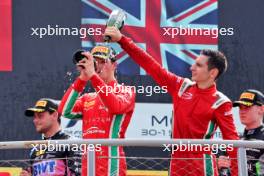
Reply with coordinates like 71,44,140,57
104,27,239,176
58,45,135,176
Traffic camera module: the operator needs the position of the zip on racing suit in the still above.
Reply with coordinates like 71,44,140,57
29,130,81,176
117,35,239,176
58,74,135,176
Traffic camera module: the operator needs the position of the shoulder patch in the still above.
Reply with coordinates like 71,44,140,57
212,91,231,109
178,78,195,97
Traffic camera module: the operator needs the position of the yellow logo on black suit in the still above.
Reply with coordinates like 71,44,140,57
36,150,45,156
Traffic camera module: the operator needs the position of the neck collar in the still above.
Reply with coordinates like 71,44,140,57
43,130,62,140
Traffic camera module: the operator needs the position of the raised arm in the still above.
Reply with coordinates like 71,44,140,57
66,51,135,114
104,27,184,95
90,74,135,114
58,78,86,119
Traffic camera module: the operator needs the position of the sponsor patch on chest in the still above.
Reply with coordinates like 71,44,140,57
32,160,56,176
84,101,95,109
181,92,193,100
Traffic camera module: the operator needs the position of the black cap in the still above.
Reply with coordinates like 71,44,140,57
233,89,264,107
25,98,58,117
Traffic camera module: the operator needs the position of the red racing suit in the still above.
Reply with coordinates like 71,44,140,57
58,74,135,176
118,36,239,176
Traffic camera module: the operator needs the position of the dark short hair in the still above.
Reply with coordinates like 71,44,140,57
200,49,227,80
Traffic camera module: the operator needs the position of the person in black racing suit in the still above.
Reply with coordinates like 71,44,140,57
20,98,81,176
242,125,264,175
218,89,264,176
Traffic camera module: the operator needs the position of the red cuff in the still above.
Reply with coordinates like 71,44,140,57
72,78,87,92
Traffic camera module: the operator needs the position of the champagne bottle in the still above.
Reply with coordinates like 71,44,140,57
104,9,126,42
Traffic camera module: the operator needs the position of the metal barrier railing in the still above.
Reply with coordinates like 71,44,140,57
1,139,264,149
0,139,263,176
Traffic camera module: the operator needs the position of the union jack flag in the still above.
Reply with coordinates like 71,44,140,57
81,0,218,77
